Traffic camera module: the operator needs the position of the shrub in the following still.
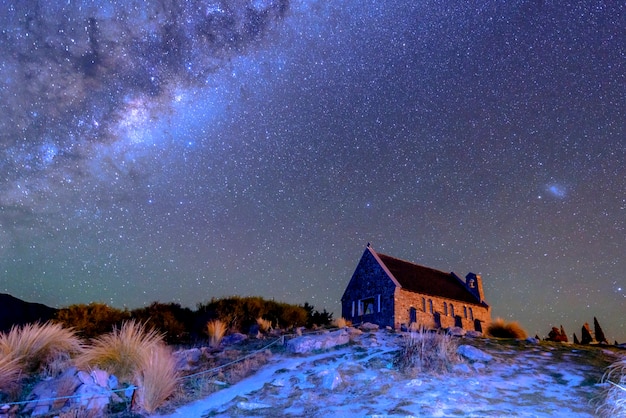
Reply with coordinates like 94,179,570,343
302,302,334,328
206,320,227,348
130,302,193,345
394,327,460,374
133,344,179,414
486,318,528,339
332,317,350,328
597,357,626,417
197,296,309,333
0,322,83,374
256,317,272,333
76,320,163,382
55,303,130,339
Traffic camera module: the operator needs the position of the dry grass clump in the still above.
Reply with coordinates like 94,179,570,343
207,320,227,348
0,322,83,374
75,320,163,382
486,317,528,339
597,357,626,417
133,344,180,414
256,317,272,333
332,317,350,328
394,327,460,374
0,355,23,393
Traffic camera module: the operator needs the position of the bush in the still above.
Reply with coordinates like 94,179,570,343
196,296,308,332
394,327,460,374
55,303,130,339
256,317,272,333
0,322,83,374
130,302,193,344
486,318,528,339
597,357,626,417
206,320,227,348
302,302,333,328
76,320,163,382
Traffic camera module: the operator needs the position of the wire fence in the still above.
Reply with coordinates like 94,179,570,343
0,326,339,413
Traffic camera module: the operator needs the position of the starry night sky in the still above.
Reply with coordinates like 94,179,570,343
1,1,625,342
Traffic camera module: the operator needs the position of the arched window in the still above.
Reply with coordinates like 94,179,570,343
443,302,448,316
422,297,426,312
450,304,455,317
463,306,468,319
428,299,433,314
469,307,474,320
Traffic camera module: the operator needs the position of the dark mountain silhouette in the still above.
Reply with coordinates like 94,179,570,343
0,293,58,333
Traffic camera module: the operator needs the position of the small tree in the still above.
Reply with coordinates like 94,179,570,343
559,325,569,343
594,317,608,344
581,323,593,345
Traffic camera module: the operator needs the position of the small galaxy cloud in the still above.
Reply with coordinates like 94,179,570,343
546,183,567,199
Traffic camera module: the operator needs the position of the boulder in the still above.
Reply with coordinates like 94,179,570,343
173,347,203,371
457,345,493,362
448,327,466,337
221,332,248,346
359,322,379,332
287,329,350,354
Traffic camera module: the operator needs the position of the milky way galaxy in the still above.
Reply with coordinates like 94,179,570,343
1,1,625,342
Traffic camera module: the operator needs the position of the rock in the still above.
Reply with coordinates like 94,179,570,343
465,331,483,338
91,369,110,388
319,369,342,390
221,332,248,346
108,374,119,390
23,370,82,416
448,327,466,337
457,345,493,362
287,329,350,354
237,401,272,410
345,327,363,340
73,383,112,413
359,322,379,332
452,363,472,374
77,370,93,385
526,337,540,344
173,347,203,371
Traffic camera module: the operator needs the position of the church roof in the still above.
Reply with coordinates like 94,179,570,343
372,249,484,305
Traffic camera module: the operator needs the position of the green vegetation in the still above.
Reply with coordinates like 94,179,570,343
55,302,130,339
196,296,308,333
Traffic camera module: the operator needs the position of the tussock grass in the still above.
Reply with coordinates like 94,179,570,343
134,344,180,414
332,317,350,328
0,355,22,393
0,322,83,374
486,317,528,339
207,320,227,348
597,357,626,417
394,327,460,374
76,320,163,382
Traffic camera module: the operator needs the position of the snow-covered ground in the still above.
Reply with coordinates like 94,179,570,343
156,329,620,417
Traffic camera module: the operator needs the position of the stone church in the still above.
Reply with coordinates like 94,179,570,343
341,244,491,331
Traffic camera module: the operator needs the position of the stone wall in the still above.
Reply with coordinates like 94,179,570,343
394,288,491,331
341,249,397,328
